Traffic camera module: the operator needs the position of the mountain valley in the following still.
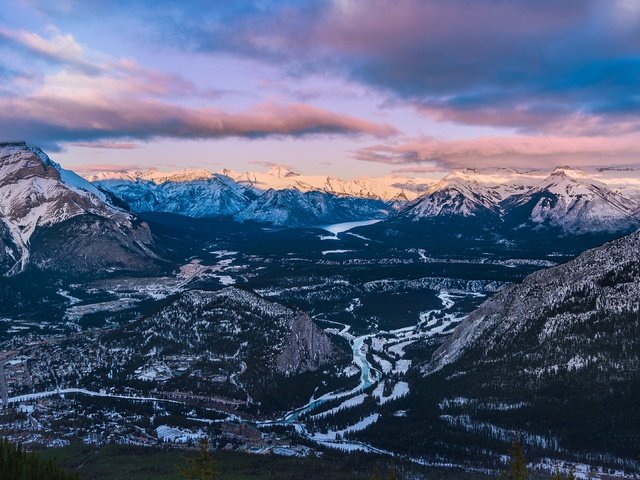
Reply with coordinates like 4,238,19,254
0,144,639,478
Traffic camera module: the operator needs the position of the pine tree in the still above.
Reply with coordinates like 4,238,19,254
508,436,528,480
553,465,563,480
180,437,218,480
0,438,80,480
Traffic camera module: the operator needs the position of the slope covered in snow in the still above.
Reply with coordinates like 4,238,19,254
503,167,640,233
0,143,158,276
222,165,434,202
392,167,639,234
92,169,255,218
234,189,391,227
396,169,535,219
91,168,392,227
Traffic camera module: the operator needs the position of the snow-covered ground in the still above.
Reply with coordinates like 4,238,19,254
156,425,204,443
373,381,409,405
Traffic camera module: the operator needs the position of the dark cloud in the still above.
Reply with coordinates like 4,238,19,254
69,0,640,134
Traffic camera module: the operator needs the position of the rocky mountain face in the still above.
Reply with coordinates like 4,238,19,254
92,170,256,218
127,287,343,378
503,167,640,233
422,231,640,464
397,167,640,234
0,143,159,276
234,188,391,227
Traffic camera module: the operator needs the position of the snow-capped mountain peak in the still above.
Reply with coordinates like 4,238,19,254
0,143,155,275
548,165,592,179
397,169,505,219
265,165,298,178
504,166,639,233
87,168,213,184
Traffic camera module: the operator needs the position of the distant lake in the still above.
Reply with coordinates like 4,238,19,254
317,219,383,236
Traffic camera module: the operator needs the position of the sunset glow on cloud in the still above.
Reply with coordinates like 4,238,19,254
3,0,640,176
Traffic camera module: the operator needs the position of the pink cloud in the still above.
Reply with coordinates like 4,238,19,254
0,94,396,143
0,26,96,72
355,134,640,170
0,26,225,100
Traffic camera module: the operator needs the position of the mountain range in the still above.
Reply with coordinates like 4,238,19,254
2,142,640,471
398,167,640,234
90,163,640,234
90,167,392,227
2,142,640,277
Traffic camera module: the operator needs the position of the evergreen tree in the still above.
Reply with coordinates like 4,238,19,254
180,437,218,480
0,438,80,480
497,436,528,480
553,465,563,480
509,436,528,480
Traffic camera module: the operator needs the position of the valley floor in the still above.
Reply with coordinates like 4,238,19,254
1,215,637,477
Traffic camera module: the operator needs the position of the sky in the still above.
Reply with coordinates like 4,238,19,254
2,0,640,178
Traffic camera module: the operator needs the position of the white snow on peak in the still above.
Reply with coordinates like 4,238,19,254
399,168,546,220
266,165,298,178
398,166,640,232
512,166,640,233
82,161,640,232
29,147,110,203
88,168,213,184
221,167,435,202
0,143,130,274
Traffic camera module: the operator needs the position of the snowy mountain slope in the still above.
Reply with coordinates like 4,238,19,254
0,143,158,276
234,188,391,227
502,167,640,233
396,169,513,219
592,166,640,203
393,167,639,233
92,170,255,218
91,168,392,227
